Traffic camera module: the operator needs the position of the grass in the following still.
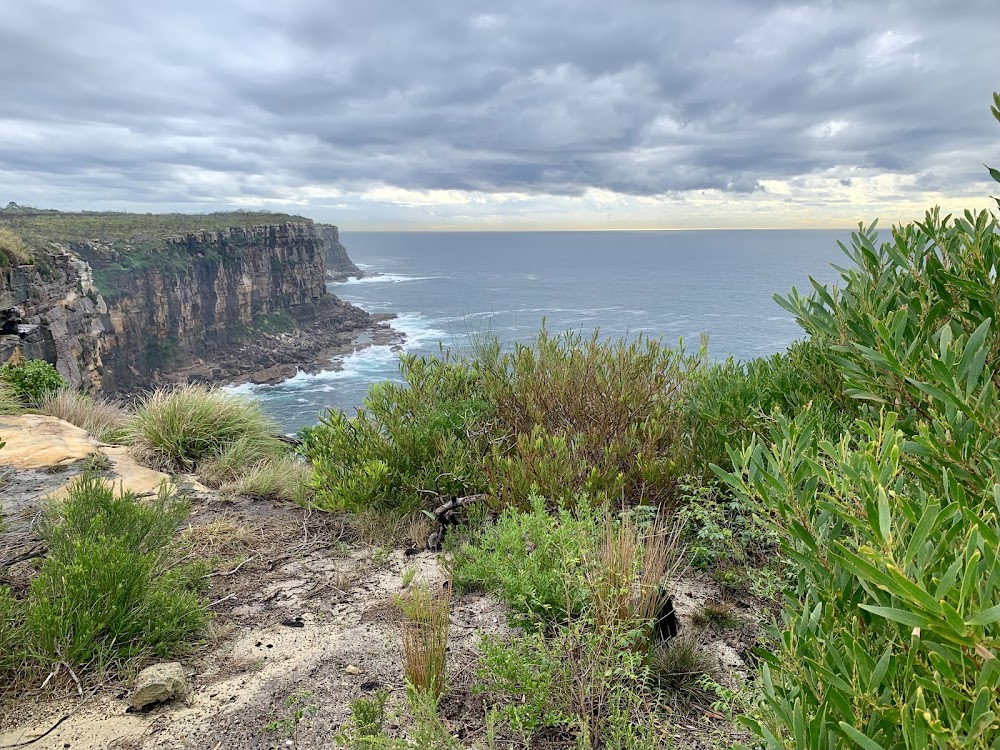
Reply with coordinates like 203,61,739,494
128,385,283,472
219,454,313,504
35,389,131,443
398,584,451,699
648,635,719,711
0,381,22,415
692,601,740,630
0,227,31,266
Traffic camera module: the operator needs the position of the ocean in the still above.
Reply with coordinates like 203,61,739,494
233,230,851,433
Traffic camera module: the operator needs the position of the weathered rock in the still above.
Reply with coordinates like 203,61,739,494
0,414,98,468
317,224,363,281
131,662,189,709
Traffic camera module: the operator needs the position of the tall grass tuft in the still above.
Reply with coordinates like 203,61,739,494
128,384,283,471
398,584,451,699
0,380,21,415
35,388,131,443
586,512,686,644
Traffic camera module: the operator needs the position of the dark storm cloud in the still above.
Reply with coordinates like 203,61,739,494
1,0,997,210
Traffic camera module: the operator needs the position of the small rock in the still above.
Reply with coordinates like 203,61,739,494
344,665,363,675
130,662,188,709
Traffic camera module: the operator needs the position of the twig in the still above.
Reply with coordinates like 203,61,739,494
203,555,257,579
62,662,83,698
207,593,237,608
0,684,99,748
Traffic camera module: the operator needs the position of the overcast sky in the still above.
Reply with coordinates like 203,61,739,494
1,1,997,229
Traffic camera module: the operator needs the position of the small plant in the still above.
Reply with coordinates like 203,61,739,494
398,584,451,699
401,568,417,589
648,634,718,711
265,689,318,739
0,358,67,406
83,451,113,474
218,454,313,505
0,381,21,415
691,601,740,630
351,689,390,737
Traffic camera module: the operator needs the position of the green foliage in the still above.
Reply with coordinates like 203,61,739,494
19,476,207,675
0,380,22,415
684,338,856,476
264,690,318,739
987,91,1000,203
334,691,459,750
0,586,23,686
452,496,601,627
718,209,1000,748
128,385,284,472
0,358,67,406
0,227,31,267
476,327,696,508
648,634,718,710
304,354,489,514
477,619,662,748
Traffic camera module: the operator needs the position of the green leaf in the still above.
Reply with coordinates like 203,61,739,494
838,722,888,750
968,604,1000,627
859,605,929,629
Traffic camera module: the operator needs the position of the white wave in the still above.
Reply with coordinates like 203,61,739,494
334,273,440,285
226,311,451,397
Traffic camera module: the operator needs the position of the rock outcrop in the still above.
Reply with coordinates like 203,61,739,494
317,224,363,281
0,220,390,392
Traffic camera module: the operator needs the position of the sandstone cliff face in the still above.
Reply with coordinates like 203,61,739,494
0,254,112,389
0,222,375,392
317,224,363,281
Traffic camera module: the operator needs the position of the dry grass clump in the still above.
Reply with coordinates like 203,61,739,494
398,583,451,698
586,512,686,641
0,228,31,266
648,634,719,710
36,388,131,443
692,601,741,630
219,455,312,505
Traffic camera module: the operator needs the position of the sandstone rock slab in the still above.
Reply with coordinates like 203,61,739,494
0,414,98,469
131,662,189,709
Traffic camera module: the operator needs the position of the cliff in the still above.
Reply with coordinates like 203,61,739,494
317,224,363,281
0,210,392,392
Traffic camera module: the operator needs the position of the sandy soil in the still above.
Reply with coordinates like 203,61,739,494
1,440,761,750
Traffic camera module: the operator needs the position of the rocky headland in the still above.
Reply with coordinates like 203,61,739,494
0,207,400,392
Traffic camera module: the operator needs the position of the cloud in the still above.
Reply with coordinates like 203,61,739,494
0,0,997,227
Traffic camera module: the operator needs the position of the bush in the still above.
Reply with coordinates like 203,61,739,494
35,388,130,443
19,476,207,676
683,339,855,476
128,385,284,472
719,208,1000,748
304,354,489,514
477,327,697,508
0,358,66,406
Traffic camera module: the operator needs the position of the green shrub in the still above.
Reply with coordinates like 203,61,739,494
453,496,599,627
218,454,313,505
22,476,207,673
304,354,489,514
0,381,21,415
128,384,283,472
0,585,23,689
477,327,697,508
35,388,130,443
718,207,1000,748
683,339,855,476
0,358,67,406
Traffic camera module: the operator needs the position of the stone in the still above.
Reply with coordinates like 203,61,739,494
130,662,189,709
344,665,363,675
0,415,98,469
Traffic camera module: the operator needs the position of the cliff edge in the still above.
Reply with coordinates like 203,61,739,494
0,207,396,391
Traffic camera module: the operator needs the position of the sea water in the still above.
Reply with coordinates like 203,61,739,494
233,230,851,432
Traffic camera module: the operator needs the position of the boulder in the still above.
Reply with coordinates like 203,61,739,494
130,662,189,709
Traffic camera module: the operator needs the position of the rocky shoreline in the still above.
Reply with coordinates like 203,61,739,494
169,313,406,388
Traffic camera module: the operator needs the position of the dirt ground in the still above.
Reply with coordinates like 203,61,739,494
1,438,760,750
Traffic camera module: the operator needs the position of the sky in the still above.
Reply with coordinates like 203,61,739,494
1,0,998,230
